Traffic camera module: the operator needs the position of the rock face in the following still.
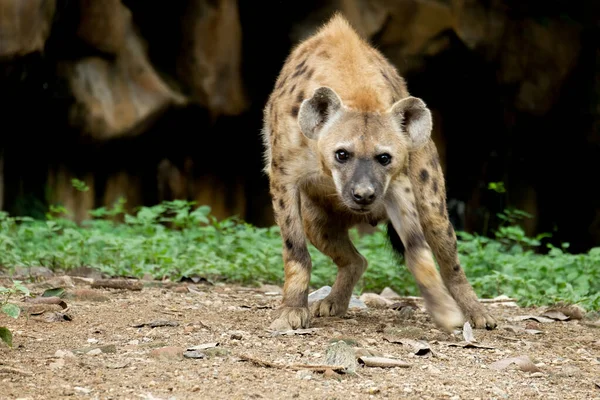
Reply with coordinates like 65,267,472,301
0,0,56,58
0,0,598,250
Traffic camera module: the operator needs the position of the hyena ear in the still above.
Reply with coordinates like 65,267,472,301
298,86,343,140
390,96,433,150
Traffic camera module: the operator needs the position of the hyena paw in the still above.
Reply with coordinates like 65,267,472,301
459,299,498,330
269,307,310,331
425,291,465,333
310,296,349,318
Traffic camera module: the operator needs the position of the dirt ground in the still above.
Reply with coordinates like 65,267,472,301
1,274,599,400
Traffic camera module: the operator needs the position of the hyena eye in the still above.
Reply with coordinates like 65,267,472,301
376,153,392,166
335,149,350,163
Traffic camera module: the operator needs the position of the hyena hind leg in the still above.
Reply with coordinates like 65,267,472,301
410,144,497,329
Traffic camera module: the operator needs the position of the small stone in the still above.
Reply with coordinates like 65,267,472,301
323,369,336,379
557,365,579,377
87,338,99,344
173,285,189,293
54,349,75,358
427,366,441,374
530,372,544,378
73,344,117,355
367,387,381,394
87,348,102,356
74,387,92,394
325,340,356,373
359,293,393,309
203,347,230,358
150,346,185,361
231,333,243,340
295,370,313,380
183,326,196,334
183,350,206,359
380,287,401,300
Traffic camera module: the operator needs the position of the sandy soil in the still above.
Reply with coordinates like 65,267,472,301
1,275,599,400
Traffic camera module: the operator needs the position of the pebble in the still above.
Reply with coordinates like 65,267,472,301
149,346,185,361
296,370,313,380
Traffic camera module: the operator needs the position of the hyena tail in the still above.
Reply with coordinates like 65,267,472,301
386,222,405,259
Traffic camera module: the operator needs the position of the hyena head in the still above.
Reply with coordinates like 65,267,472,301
298,86,433,213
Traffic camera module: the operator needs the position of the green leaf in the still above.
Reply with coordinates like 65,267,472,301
42,288,65,298
0,327,13,347
1,303,21,319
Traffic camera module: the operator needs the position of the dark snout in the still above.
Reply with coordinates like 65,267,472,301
351,184,376,205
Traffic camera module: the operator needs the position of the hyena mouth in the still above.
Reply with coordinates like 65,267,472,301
348,206,371,214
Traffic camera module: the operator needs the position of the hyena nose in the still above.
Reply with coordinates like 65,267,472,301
352,186,376,205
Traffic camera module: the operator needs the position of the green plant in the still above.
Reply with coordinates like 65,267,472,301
0,280,30,347
0,178,598,314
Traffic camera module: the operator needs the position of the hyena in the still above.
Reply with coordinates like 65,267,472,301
261,13,497,332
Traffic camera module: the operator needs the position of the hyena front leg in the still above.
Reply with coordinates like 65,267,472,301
268,179,313,331
301,198,367,318
385,176,465,332
410,144,497,329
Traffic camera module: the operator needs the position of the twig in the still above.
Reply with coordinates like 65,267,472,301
0,366,33,376
383,296,517,304
237,354,345,372
479,298,518,303
91,279,143,291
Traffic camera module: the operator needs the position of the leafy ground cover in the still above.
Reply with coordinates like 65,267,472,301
1,195,599,313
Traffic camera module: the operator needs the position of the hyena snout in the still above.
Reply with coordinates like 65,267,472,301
351,184,376,206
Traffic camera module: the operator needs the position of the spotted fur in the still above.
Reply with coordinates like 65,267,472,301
261,13,496,332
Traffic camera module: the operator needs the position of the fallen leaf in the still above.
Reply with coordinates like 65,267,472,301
0,327,13,347
91,279,143,291
463,321,475,342
270,328,320,337
501,324,543,335
525,329,544,335
509,315,555,323
383,336,432,356
489,355,541,372
187,342,219,351
237,354,346,372
41,311,72,322
546,304,585,320
540,310,570,321
357,356,411,368
1,303,20,319
442,341,495,349
132,320,179,328
42,288,65,298
25,296,68,309
388,301,418,311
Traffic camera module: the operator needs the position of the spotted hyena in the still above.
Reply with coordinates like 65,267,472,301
261,13,497,332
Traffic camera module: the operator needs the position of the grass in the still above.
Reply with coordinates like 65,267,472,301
0,196,599,312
